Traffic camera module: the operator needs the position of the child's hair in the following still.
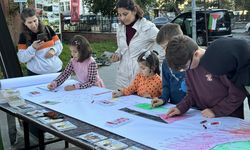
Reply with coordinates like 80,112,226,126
137,51,160,75
156,23,183,45
70,35,92,62
166,35,198,71
116,0,144,19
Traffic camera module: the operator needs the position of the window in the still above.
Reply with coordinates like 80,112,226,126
60,2,64,12
65,2,70,11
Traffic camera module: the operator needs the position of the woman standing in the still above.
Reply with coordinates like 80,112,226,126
112,0,162,88
17,8,63,75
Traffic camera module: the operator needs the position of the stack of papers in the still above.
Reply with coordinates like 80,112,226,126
77,132,107,143
37,117,63,124
95,138,128,150
51,121,77,131
26,110,48,117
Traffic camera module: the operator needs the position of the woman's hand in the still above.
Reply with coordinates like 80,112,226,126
151,98,164,108
111,53,120,62
32,40,44,50
45,48,55,58
64,85,76,91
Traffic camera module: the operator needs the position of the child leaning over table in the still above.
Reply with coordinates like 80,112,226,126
165,35,246,119
48,35,104,91
112,51,162,98
151,23,186,108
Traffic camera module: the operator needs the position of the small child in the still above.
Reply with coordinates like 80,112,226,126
151,23,186,107
112,51,162,98
48,35,104,91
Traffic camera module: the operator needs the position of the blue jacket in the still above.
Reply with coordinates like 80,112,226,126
160,59,186,104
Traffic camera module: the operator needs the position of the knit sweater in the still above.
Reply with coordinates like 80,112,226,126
122,73,162,98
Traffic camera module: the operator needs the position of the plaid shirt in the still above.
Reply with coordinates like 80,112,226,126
54,60,97,89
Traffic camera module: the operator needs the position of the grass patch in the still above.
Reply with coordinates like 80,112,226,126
60,40,117,68
91,40,117,57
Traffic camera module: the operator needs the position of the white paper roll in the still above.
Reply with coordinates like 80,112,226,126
0,73,61,89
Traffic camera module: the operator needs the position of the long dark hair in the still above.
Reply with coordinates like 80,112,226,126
137,51,160,75
116,0,144,19
70,35,92,62
20,8,45,45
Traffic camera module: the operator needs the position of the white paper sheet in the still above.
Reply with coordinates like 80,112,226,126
0,73,61,89
10,79,250,150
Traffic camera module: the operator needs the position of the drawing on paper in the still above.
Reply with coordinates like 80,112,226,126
159,114,192,124
135,103,167,112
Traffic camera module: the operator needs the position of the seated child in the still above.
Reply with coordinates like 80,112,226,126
48,35,104,91
112,51,162,98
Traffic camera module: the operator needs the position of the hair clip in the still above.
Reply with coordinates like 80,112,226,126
142,51,151,60
74,40,80,46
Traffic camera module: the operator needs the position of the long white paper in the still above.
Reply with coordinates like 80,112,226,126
11,79,250,150
0,73,61,89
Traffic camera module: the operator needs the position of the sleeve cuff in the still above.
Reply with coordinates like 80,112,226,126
176,104,187,115
51,81,57,88
28,45,37,53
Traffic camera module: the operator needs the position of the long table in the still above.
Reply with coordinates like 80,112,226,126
1,77,250,150
0,98,153,150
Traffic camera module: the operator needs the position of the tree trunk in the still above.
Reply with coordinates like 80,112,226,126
0,0,22,46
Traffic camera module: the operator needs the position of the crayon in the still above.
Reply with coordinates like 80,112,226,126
203,124,207,129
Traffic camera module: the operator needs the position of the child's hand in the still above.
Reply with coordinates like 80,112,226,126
166,107,181,117
151,98,164,108
112,90,123,98
201,108,215,118
142,93,151,98
45,48,55,58
64,85,76,91
47,83,56,90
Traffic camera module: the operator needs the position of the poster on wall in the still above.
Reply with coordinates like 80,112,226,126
35,0,61,34
70,0,80,22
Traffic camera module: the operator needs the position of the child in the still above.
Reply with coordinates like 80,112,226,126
48,35,104,91
165,35,246,119
151,23,186,107
112,51,162,98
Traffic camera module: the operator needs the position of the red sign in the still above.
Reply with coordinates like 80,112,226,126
70,0,80,22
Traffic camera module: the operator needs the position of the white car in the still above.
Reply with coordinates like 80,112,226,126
245,22,250,34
